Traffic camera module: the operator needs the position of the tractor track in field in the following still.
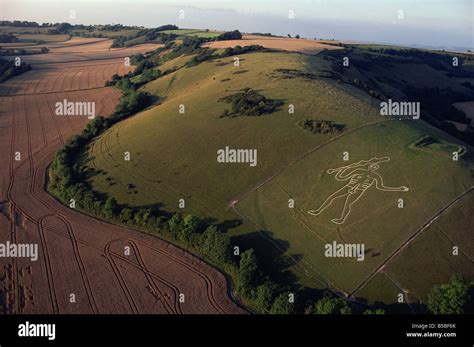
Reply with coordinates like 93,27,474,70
7,96,20,314
107,239,181,314
132,238,229,314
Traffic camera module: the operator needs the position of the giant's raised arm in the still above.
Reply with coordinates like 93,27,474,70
372,173,409,192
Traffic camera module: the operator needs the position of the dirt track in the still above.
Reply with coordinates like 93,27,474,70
0,40,245,314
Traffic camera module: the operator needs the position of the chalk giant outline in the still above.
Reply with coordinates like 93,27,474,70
308,157,409,224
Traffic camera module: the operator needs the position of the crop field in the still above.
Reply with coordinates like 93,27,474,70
203,35,344,54
8,37,107,50
1,39,161,65
0,34,244,314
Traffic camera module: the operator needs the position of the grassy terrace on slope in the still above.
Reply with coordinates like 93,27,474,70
80,48,474,303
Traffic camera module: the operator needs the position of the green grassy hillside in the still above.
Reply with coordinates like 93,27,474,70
80,46,474,304
87,52,379,219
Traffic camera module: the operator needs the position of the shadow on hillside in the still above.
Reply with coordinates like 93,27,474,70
231,229,303,290
217,218,243,231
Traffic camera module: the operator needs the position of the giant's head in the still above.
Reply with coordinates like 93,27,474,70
368,163,380,171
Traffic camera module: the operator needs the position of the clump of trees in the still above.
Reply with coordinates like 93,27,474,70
186,44,266,68
219,88,284,117
216,30,242,41
306,294,352,314
0,58,31,83
106,52,163,90
221,45,265,57
0,20,49,27
186,49,215,67
233,248,295,314
155,24,179,32
48,22,73,34
173,36,207,55
113,90,152,117
427,274,473,314
273,68,318,80
136,68,162,87
0,33,19,43
249,32,280,37
0,47,49,56
111,26,178,48
299,119,345,134
349,78,383,99
134,59,156,75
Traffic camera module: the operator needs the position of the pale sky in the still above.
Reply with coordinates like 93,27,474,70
1,0,473,50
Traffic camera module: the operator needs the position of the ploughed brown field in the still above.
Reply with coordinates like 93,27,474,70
0,37,104,49
0,38,245,314
203,34,344,54
2,38,165,65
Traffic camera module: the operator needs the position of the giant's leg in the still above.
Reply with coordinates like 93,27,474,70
308,185,351,216
331,189,365,224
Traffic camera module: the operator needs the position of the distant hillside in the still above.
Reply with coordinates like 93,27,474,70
322,45,474,145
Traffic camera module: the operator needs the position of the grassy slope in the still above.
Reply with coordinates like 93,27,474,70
156,54,195,72
383,192,474,304
83,49,474,303
87,52,378,219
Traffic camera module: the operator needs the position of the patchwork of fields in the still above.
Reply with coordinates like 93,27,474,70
2,21,472,312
